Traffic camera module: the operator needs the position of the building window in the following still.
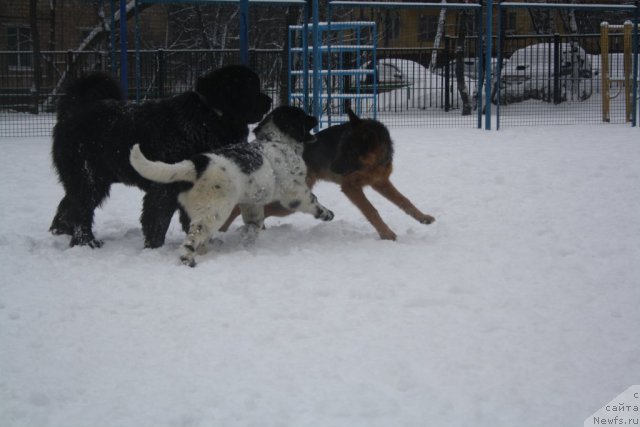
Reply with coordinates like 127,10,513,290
7,26,33,69
418,14,439,42
382,11,401,40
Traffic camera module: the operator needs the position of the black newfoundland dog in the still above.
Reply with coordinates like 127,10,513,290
50,65,272,248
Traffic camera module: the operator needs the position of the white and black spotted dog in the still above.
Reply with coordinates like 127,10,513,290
129,106,334,267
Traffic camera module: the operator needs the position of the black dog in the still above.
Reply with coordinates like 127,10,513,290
50,65,272,248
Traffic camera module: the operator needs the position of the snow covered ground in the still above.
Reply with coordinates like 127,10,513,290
1,123,639,427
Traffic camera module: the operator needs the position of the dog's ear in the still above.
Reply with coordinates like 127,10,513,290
346,108,361,125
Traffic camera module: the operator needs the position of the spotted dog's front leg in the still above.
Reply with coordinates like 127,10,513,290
283,190,334,222
239,204,265,246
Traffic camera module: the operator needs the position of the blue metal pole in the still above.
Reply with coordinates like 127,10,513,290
496,3,502,130
484,0,493,130
302,3,309,113
633,2,639,127
110,0,116,73
476,1,483,129
312,0,321,126
239,0,249,65
119,0,128,99
134,0,140,102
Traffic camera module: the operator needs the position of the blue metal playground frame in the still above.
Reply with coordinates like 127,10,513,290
328,1,484,128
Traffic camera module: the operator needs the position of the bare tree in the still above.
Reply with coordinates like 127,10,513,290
44,0,152,106
430,0,447,72
455,10,472,115
29,0,43,113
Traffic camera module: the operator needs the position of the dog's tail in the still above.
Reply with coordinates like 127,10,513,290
129,144,198,184
57,72,123,119
346,107,362,124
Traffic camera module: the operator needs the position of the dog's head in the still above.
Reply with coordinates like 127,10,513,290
254,106,318,146
196,65,272,124
330,108,393,175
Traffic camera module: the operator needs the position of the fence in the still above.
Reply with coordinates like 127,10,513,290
496,31,636,128
0,35,638,136
1,43,481,136
0,48,284,137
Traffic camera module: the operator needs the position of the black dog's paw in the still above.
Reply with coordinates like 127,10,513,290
70,234,103,248
144,237,166,249
50,225,72,236
50,215,74,236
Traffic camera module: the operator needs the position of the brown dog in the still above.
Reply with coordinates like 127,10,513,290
223,108,434,240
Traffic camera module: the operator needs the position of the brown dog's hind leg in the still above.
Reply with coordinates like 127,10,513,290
341,183,397,241
217,203,294,232
372,180,435,225
218,205,241,232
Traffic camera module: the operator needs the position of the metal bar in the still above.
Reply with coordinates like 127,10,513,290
312,0,321,126
476,1,483,129
302,2,309,112
499,2,636,12
330,1,481,10
110,0,116,73
633,1,639,127
239,0,249,65
496,3,502,130
139,0,306,4
135,0,141,102
119,0,128,99
484,0,493,130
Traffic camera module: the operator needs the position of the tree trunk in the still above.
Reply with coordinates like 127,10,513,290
455,11,472,115
195,5,213,50
45,1,152,107
430,0,447,72
29,0,42,114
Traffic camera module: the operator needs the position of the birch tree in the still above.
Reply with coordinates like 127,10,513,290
430,0,447,72
455,10,472,115
45,0,151,105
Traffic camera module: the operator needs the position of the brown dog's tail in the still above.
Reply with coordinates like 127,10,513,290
129,144,197,184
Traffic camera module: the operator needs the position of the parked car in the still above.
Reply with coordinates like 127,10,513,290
358,58,426,88
500,42,593,103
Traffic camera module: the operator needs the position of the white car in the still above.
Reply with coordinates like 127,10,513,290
500,42,593,103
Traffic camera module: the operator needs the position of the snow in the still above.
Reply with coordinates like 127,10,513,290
1,123,639,426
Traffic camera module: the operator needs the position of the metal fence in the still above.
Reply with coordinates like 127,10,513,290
497,32,634,128
1,44,481,136
0,33,638,136
0,48,284,137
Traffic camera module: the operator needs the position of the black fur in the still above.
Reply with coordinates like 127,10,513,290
216,145,264,175
50,65,272,248
191,154,212,179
